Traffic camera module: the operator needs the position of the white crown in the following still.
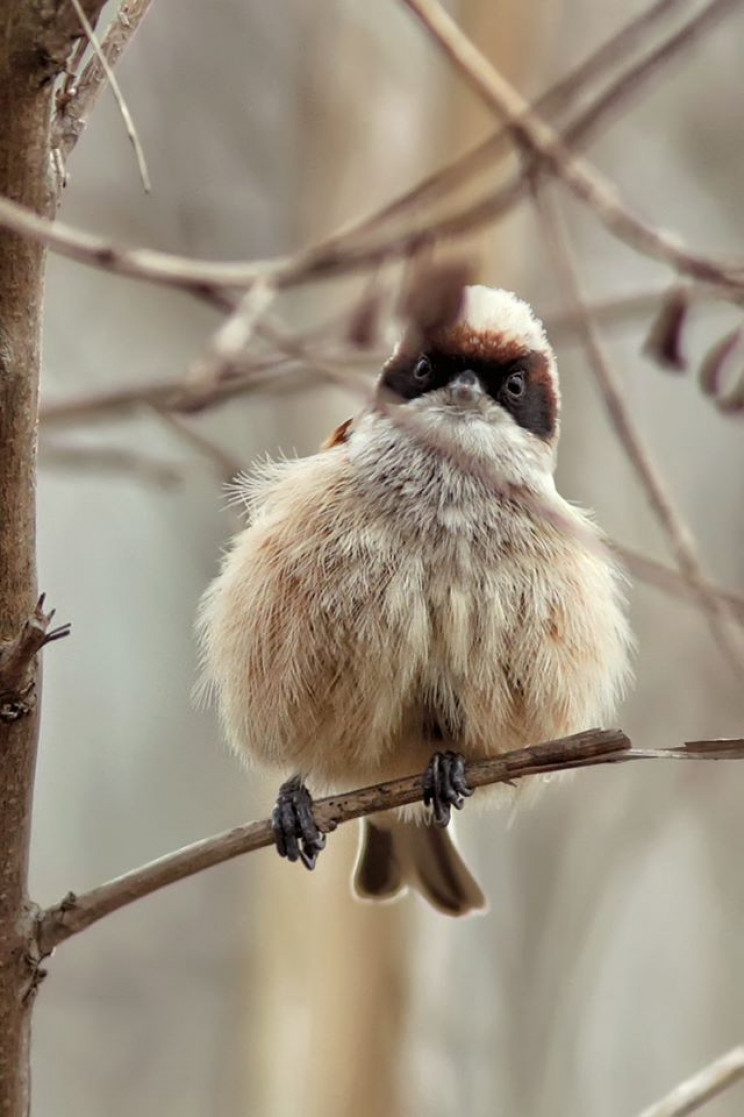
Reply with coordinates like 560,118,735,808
459,286,549,353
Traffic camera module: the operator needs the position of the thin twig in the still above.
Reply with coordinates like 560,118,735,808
67,0,150,192
35,287,718,428
35,729,744,955
613,543,744,625
533,188,744,677
328,0,690,244
185,279,277,396
153,410,244,481
39,355,306,425
0,0,742,305
40,441,181,487
636,1047,744,1117
55,0,154,163
400,0,744,292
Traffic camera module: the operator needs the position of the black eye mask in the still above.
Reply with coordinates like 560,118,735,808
379,349,557,441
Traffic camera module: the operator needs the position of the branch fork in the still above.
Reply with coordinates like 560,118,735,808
0,595,70,722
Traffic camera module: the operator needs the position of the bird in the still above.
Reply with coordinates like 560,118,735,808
197,284,633,917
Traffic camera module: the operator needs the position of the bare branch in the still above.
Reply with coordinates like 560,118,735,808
39,355,307,425
153,411,244,481
0,193,269,300
54,0,154,163
0,0,741,308
66,0,150,191
185,279,277,397
39,440,182,487
330,0,690,243
532,186,744,677
400,0,744,293
34,730,744,955
613,543,744,626
636,1047,744,1117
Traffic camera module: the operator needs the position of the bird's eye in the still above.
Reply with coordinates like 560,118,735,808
413,356,431,381
504,371,526,399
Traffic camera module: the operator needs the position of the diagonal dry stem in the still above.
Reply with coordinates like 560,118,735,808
1,0,742,303
54,0,155,163
533,185,744,677
636,1047,744,1117
400,0,744,291
67,0,150,191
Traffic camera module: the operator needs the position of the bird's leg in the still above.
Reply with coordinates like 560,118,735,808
271,775,327,870
422,751,473,827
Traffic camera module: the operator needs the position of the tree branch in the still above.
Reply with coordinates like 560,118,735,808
65,0,150,191
325,0,691,244
400,0,744,292
39,440,182,487
34,729,744,956
54,0,154,163
533,187,744,677
0,0,741,308
636,1047,744,1117
613,544,744,625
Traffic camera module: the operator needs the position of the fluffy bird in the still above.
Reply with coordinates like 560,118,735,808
198,285,633,916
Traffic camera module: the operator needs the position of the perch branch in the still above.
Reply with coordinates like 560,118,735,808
35,729,744,955
636,1046,744,1117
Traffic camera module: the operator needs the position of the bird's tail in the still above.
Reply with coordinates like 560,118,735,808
352,814,487,917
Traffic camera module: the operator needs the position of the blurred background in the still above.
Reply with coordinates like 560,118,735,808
29,0,744,1113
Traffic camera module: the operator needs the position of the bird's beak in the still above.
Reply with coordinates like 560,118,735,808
448,370,484,405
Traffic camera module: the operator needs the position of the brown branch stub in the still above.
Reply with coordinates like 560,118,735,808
0,595,70,722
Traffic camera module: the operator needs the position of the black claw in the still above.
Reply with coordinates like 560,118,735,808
271,776,326,871
422,750,473,828
449,753,473,800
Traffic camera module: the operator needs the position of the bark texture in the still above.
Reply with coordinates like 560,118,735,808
0,2,103,1112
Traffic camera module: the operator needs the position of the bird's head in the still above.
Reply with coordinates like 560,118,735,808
376,285,560,483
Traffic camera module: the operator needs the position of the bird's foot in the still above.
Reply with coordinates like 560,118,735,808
422,750,473,827
271,775,326,870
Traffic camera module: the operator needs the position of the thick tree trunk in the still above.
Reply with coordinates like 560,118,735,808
0,44,49,1117
0,2,95,1110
